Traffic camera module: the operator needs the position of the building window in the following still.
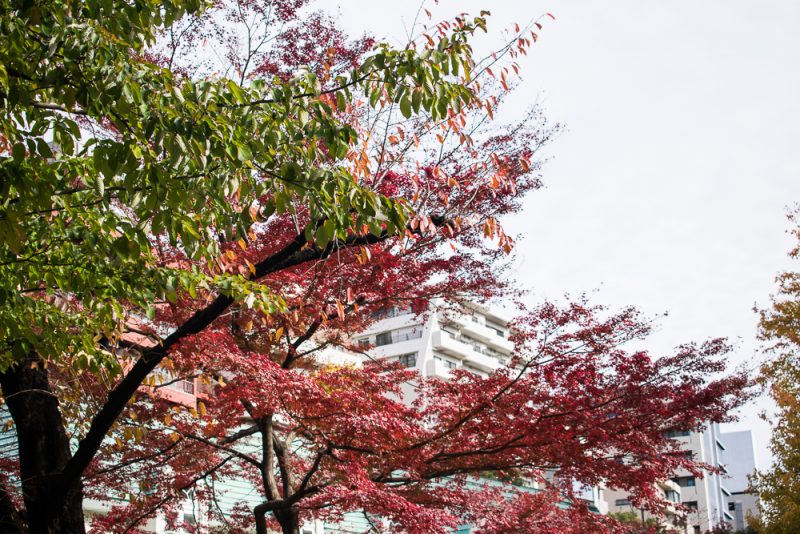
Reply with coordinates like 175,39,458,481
664,429,691,438
397,353,417,368
614,498,630,506
357,338,370,348
374,328,423,346
487,325,505,337
672,476,696,488
665,490,680,503
375,332,392,346
684,501,698,510
435,357,456,369
728,502,736,511
371,306,411,320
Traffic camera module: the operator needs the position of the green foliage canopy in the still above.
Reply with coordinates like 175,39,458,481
0,0,483,373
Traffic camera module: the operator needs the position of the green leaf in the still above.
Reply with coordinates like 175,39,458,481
399,95,412,119
315,219,336,247
11,143,25,163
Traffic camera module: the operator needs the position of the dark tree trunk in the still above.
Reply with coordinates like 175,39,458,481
275,508,301,534
0,351,86,534
0,477,27,534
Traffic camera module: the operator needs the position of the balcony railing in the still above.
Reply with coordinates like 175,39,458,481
165,379,195,394
374,329,423,346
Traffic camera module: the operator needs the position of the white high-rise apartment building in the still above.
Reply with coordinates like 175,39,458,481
351,301,515,382
347,301,610,516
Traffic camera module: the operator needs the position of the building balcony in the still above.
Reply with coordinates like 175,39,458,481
449,315,514,355
463,349,502,373
431,330,474,359
369,338,424,360
156,378,199,408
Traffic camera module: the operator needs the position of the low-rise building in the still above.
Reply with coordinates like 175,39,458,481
603,479,687,533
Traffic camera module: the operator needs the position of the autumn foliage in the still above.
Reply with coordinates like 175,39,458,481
0,1,749,533
750,207,800,533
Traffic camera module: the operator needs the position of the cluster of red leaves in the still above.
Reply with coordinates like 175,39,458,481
82,298,748,533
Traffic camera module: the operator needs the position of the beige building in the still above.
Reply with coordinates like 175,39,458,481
667,423,735,533
603,479,687,533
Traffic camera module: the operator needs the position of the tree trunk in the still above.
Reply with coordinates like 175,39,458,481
275,508,301,534
0,351,86,534
0,476,27,534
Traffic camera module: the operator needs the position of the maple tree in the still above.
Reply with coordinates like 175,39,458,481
85,300,747,534
607,511,663,533
0,1,750,533
749,207,800,534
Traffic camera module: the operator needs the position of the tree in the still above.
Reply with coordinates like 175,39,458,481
705,523,759,534
0,1,750,533
608,511,662,533
750,207,800,533
0,0,492,531
84,299,747,534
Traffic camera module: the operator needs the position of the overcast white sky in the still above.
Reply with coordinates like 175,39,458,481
331,1,800,469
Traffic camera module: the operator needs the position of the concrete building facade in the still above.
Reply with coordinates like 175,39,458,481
350,302,514,382
603,479,686,533
719,430,760,531
663,425,761,533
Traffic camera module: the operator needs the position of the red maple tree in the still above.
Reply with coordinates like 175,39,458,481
67,3,749,534
86,298,746,533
